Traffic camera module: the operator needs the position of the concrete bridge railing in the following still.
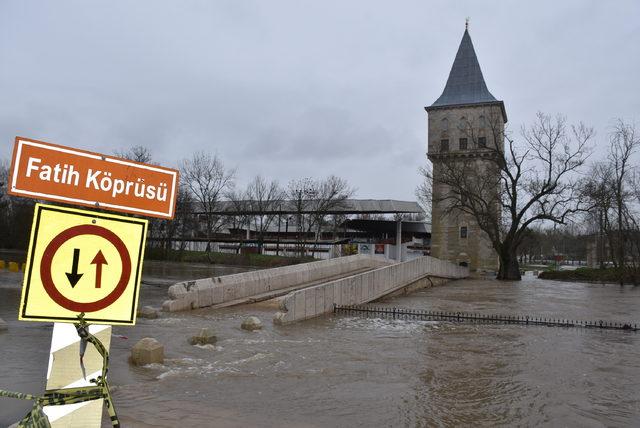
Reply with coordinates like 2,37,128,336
163,254,391,312
273,256,468,325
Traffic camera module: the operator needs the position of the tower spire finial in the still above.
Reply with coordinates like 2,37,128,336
465,17,469,31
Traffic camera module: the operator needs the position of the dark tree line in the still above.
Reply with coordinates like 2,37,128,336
581,120,640,281
0,161,34,250
0,147,356,259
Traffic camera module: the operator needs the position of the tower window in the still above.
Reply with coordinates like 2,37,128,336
440,139,449,152
459,117,468,130
460,226,468,239
459,138,467,150
478,137,487,148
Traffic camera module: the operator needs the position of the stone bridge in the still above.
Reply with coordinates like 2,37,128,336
163,254,468,324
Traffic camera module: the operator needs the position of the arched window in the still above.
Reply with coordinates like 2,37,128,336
459,116,468,130
479,115,487,128
441,118,449,131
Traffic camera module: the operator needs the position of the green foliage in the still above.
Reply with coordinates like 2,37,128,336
539,267,640,284
0,200,35,250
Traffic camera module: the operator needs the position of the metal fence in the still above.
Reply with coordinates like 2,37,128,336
334,305,638,332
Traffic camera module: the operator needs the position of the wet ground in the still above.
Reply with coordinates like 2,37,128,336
1,263,639,427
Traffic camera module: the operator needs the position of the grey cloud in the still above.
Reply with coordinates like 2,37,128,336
0,0,638,200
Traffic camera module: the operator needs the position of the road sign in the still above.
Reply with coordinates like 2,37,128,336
8,137,179,219
19,203,148,325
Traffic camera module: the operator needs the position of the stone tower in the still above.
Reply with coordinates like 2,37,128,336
425,26,507,272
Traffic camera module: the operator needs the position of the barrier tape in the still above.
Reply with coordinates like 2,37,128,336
0,313,120,427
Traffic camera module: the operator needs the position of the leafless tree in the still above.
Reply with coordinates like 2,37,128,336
244,175,284,252
582,162,616,268
609,120,639,273
422,112,593,280
148,184,196,258
224,188,251,244
287,177,318,257
180,151,236,253
582,120,640,279
114,145,153,164
115,146,192,258
415,167,432,223
308,175,354,256
0,159,8,200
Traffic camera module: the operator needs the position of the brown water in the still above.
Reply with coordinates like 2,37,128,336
1,264,639,427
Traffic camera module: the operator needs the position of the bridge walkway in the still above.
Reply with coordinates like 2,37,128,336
204,266,375,309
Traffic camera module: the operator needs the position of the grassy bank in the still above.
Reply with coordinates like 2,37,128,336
145,247,315,268
538,267,640,285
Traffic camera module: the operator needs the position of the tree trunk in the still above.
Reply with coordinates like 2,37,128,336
497,248,521,280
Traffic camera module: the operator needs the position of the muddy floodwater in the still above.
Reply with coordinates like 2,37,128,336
1,261,639,427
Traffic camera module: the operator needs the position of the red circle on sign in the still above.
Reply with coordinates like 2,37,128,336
40,224,132,312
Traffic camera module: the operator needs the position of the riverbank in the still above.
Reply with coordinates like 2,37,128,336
539,267,640,285
0,247,314,270
144,248,314,269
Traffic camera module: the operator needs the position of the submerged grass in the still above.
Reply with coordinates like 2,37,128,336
538,267,640,285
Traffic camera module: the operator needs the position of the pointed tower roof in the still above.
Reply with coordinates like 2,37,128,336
431,28,498,107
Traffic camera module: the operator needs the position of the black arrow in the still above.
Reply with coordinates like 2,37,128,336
65,248,83,288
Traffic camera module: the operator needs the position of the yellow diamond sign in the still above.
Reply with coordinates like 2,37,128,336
19,203,147,325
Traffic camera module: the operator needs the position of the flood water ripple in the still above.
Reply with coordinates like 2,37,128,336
1,262,639,427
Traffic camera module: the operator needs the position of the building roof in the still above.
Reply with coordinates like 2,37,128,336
342,219,431,235
430,29,498,108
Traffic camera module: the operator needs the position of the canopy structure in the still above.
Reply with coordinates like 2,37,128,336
342,218,430,235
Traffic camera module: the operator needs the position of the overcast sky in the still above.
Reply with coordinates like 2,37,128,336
1,1,638,200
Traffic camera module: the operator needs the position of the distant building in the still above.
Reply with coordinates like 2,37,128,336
425,25,506,271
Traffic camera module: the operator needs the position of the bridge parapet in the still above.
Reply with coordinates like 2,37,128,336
162,254,392,312
273,256,468,325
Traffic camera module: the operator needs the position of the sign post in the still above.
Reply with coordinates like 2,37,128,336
2,137,179,427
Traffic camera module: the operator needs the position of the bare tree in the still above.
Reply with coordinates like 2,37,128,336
582,120,639,279
582,162,616,268
287,177,318,257
245,175,284,252
224,188,251,246
180,151,236,254
423,112,593,280
609,120,639,273
415,167,432,223
142,185,196,258
0,159,8,200
308,175,354,256
114,145,153,164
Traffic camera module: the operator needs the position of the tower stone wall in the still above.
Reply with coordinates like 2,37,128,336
425,27,506,272
427,104,503,271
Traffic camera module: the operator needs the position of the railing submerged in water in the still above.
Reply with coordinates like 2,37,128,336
335,305,639,332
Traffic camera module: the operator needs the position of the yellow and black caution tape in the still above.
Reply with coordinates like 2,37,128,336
0,313,120,427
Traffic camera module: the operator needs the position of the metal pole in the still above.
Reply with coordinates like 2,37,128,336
396,219,402,262
276,211,281,256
